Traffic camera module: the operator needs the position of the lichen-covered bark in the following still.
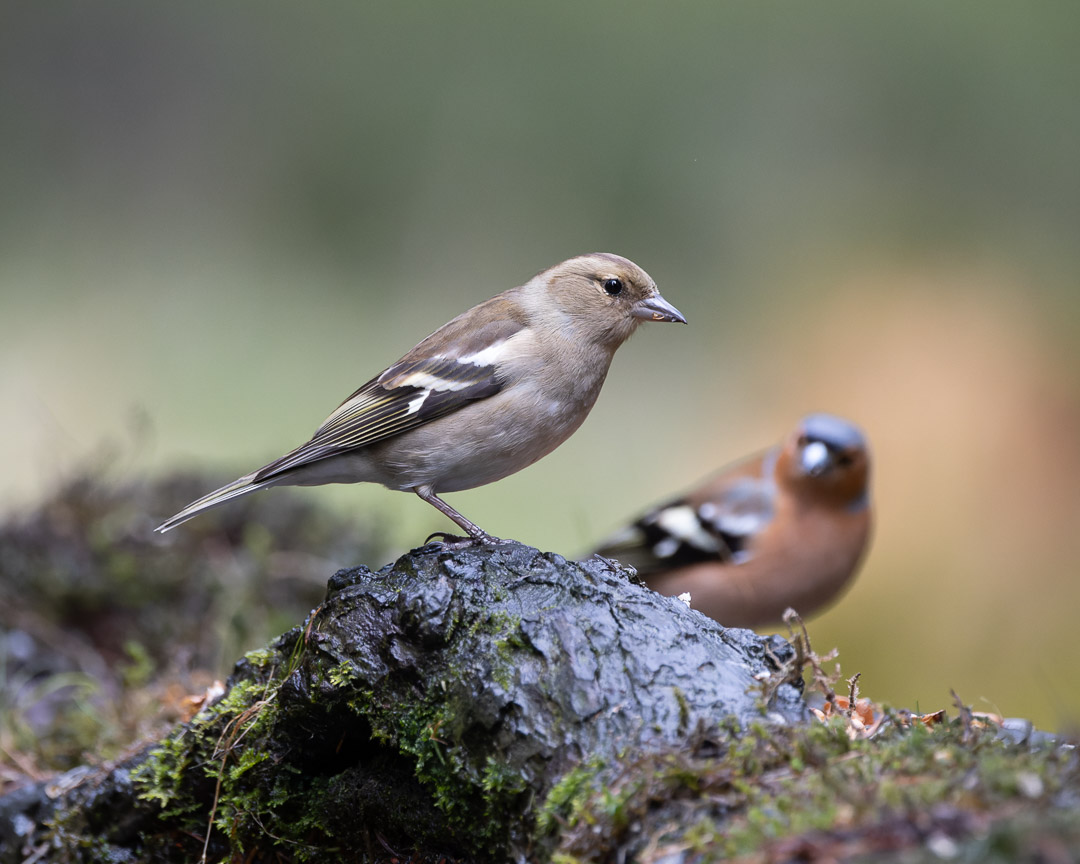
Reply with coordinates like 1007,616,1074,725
0,541,804,863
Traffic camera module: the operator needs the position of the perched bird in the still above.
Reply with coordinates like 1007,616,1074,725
593,414,871,627
157,253,685,542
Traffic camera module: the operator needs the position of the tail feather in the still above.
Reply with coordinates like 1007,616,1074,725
156,472,274,532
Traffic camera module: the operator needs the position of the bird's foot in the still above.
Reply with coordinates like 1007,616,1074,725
424,530,511,549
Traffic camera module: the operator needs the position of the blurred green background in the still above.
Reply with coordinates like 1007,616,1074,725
3,2,1079,731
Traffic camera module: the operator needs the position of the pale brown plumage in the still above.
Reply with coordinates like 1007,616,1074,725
158,253,685,542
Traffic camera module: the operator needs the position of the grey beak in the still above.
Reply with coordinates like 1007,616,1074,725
632,293,687,324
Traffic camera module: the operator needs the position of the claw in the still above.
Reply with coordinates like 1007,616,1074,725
424,530,473,545
422,529,511,550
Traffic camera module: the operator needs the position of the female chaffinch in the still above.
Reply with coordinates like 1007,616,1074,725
158,253,685,542
594,413,872,627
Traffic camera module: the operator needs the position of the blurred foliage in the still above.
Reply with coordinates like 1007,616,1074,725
1,1,1079,732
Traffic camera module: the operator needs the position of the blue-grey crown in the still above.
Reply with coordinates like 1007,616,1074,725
799,413,866,451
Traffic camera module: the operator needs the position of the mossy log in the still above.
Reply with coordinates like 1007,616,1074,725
0,541,804,863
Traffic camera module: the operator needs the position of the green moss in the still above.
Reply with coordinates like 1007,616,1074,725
241,647,280,670
357,672,523,852
674,686,691,734
128,663,331,859
249,599,533,857
543,710,1078,862
481,754,529,811
133,732,200,820
537,757,610,837
227,746,271,782
326,660,356,689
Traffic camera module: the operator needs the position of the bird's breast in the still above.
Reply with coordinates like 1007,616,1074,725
374,367,606,494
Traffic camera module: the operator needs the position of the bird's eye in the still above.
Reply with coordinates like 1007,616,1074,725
602,277,624,296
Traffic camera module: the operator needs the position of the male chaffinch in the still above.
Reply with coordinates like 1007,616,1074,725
157,253,685,542
594,413,872,627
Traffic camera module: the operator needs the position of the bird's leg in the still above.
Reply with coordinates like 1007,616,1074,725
414,488,506,546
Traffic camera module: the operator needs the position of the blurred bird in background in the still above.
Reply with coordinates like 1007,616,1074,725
157,253,685,543
594,413,872,627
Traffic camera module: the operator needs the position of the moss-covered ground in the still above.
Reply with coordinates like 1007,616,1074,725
543,705,1077,862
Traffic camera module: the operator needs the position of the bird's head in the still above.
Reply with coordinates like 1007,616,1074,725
532,253,686,347
780,413,871,511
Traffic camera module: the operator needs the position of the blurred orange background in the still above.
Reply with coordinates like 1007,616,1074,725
2,3,1078,730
